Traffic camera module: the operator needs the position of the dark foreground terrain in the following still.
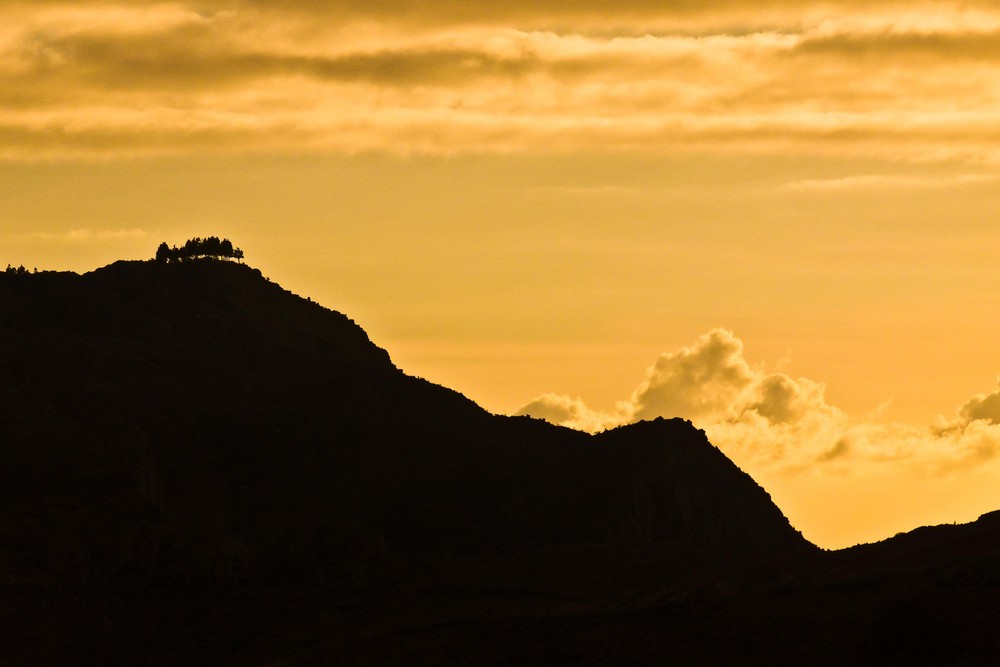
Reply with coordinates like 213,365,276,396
1,259,998,665
4,515,1000,666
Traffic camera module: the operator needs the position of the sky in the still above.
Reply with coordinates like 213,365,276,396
4,0,1000,548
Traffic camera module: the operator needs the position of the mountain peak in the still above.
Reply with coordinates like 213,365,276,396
593,418,808,551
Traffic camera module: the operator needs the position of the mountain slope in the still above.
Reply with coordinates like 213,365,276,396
0,259,810,585
3,258,1000,665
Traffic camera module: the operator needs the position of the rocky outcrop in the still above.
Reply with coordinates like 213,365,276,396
594,419,806,551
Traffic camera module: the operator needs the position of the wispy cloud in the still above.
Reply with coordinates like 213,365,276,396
15,228,153,242
778,173,1000,192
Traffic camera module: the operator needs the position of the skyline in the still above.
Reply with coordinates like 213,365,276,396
5,0,1000,548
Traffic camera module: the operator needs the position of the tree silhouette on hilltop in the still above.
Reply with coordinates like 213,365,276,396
155,237,244,263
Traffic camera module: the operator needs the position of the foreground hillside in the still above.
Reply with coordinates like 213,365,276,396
1,258,997,664
0,259,807,582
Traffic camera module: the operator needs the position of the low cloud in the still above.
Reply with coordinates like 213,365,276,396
958,381,1000,425
629,329,756,423
778,173,1000,192
515,393,618,434
516,329,1000,546
516,328,1000,475
518,327,841,434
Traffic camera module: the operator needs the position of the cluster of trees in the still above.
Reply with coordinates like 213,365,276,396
4,264,35,275
156,237,244,263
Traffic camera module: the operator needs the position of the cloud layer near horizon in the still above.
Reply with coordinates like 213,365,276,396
5,1,1000,159
515,329,1000,547
517,328,1000,488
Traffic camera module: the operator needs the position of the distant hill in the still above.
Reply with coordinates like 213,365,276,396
0,258,809,587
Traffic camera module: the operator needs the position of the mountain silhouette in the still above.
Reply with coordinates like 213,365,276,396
0,259,807,584
1,258,998,665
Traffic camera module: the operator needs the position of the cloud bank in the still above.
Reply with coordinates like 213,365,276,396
517,328,1000,471
4,1,1000,158
516,329,1000,547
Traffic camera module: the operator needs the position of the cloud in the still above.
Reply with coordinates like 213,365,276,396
518,328,840,431
4,1,1000,158
747,373,835,425
958,381,1000,425
514,332,1000,548
516,329,1000,477
778,173,1000,192
18,31,544,91
516,393,618,434
794,28,1000,61
516,328,846,452
15,228,152,243
629,328,757,423
228,1,1000,30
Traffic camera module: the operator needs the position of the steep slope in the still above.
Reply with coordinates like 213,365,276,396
0,259,810,587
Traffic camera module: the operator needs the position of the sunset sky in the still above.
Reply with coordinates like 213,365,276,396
5,0,1000,548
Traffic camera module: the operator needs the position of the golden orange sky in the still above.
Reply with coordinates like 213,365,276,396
4,0,1000,548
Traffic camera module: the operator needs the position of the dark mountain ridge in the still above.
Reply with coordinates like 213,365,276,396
3,258,999,665
0,259,808,587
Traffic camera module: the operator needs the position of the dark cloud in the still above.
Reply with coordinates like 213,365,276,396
748,374,817,425
794,30,1000,61
234,0,771,22
959,384,1000,425
308,49,541,84
231,1,995,26
819,438,851,461
16,29,542,91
